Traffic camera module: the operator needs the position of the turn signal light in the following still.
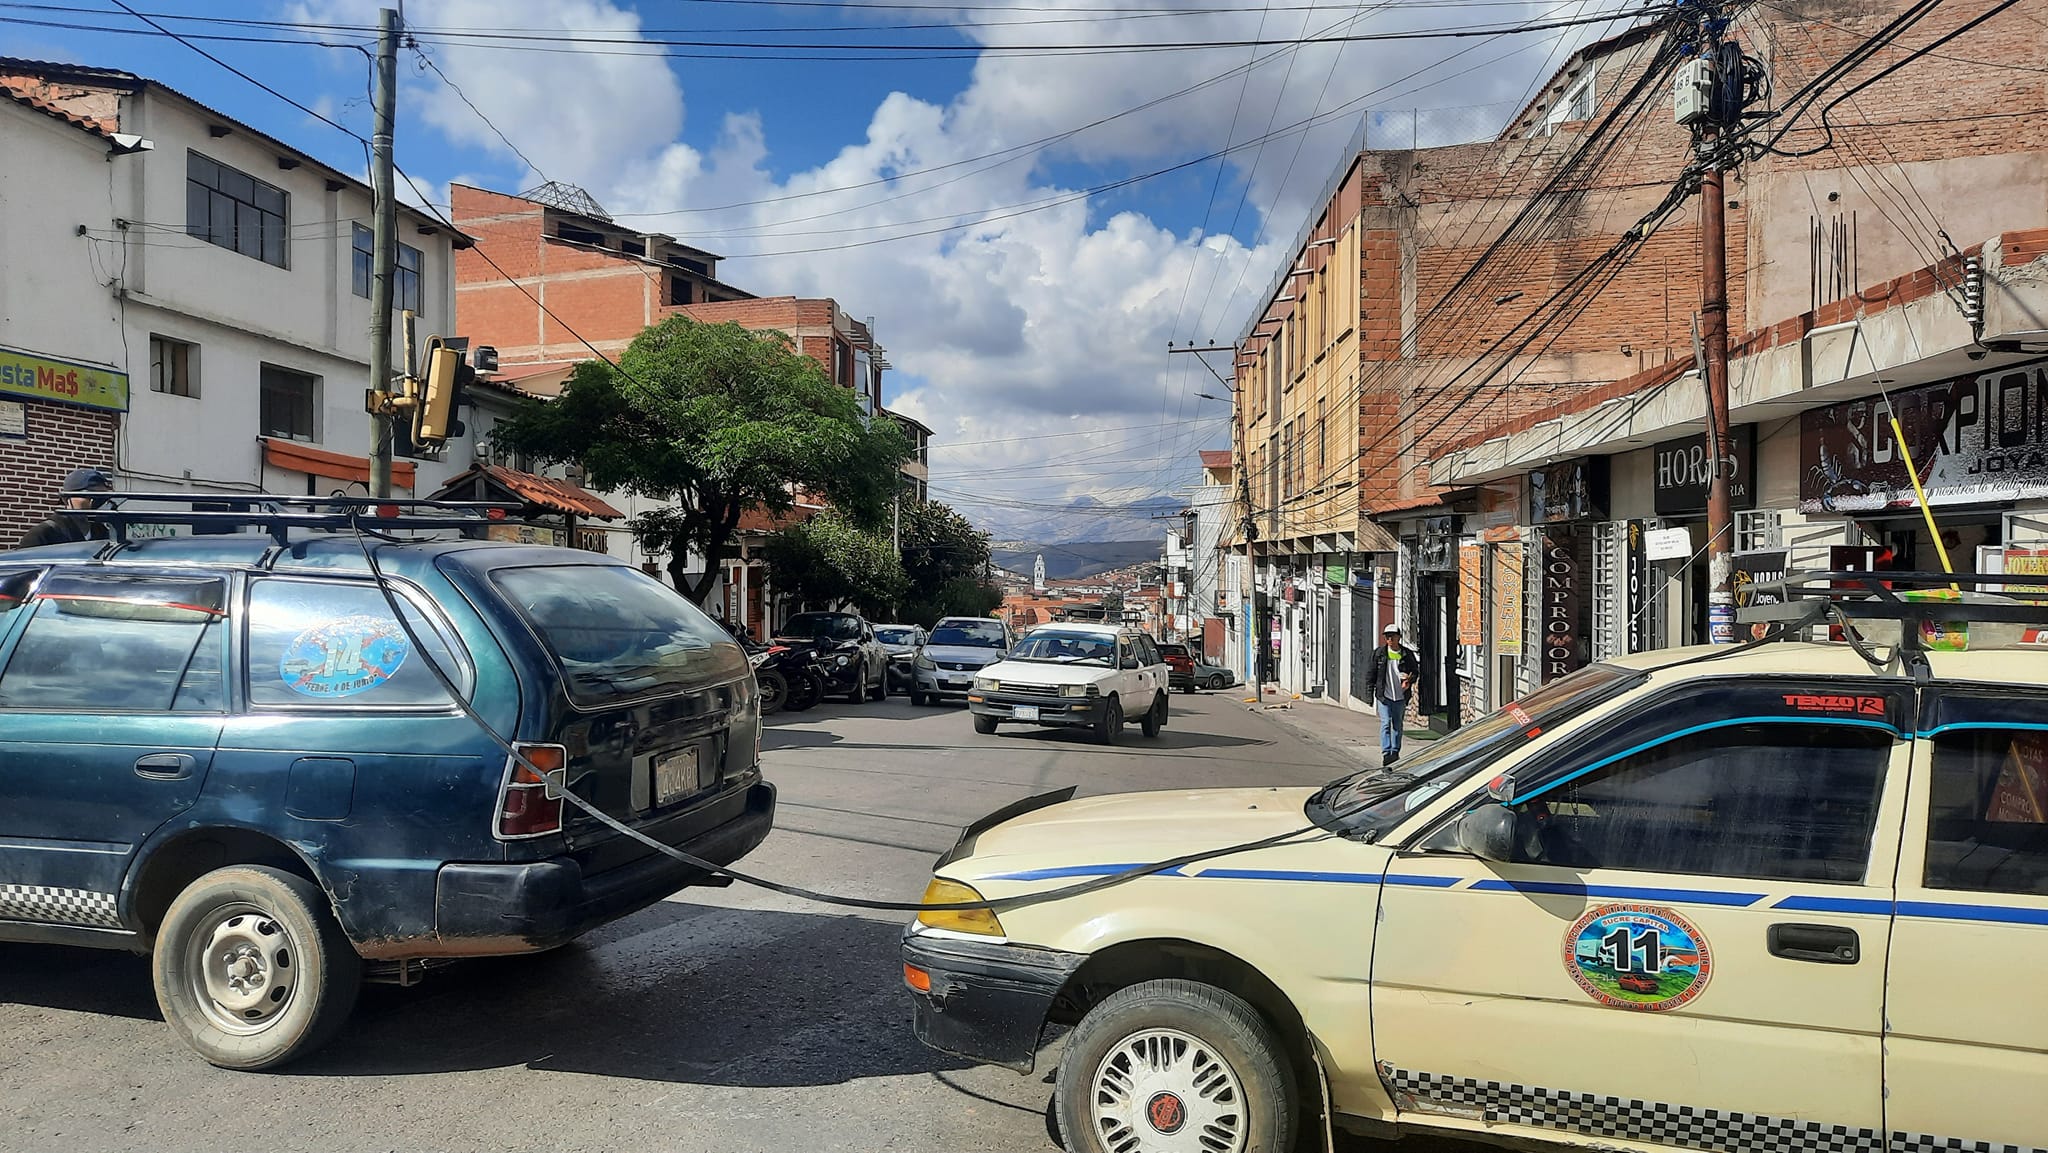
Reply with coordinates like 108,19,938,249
903,964,931,993
496,742,567,839
917,877,1004,936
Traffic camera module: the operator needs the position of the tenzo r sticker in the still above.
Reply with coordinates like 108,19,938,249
1563,904,1712,1012
280,614,410,698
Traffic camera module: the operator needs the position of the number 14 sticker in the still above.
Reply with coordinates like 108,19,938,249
1564,904,1714,1012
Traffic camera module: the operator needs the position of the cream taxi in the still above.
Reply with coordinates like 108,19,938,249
903,580,2047,1153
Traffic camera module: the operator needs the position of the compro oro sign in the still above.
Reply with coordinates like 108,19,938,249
0,346,130,412
1800,359,2048,513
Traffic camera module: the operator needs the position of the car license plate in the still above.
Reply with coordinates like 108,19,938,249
654,745,701,806
942,678,966,689
1014,704,1041,721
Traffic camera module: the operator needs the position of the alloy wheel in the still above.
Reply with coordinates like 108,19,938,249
1089,1027,1247,1153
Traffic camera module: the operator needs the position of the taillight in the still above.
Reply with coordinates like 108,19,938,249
496,743,567,839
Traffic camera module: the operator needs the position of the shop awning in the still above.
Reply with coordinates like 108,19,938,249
429,463,622,519
262,438,414,487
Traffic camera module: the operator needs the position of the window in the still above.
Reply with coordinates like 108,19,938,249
1281,421,1294,500
1546,69,1597,133
0,573,226,712
351,224,423,313
557,223,605,246
246,579,471,708
1737,508,1784,553
1314,395,1326,493
668,276,694,306
1925,726,2048,895
150,335,198,398
259,364,319,442
493,566,734,707
186,152,288,267
1514,723,1893,882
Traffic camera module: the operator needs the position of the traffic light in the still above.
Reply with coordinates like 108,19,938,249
413,346,471,447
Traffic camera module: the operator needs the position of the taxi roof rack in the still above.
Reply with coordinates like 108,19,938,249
74,492,522,547
1737,570,2048,634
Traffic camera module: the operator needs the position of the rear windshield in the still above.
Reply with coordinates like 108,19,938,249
781,613,861,641
876,626,920,645
493,565,744,705
930,621,1006,648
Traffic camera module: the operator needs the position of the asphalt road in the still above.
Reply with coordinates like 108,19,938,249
0,690,1484,1153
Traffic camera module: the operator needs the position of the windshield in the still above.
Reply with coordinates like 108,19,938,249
875,626,919,645
494,565,744,706
780,613,860,641
1310,663,1644,836
1007,630,1115,666
929,621,1006,648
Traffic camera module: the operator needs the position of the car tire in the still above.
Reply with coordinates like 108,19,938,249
757,667,790,716
1053,979,1297,1153
871,665,890,701
1141,692,1165,739
152,864,362,1071
973,715,999,735
788,672,823,712
911,688,928,707
1095,695,1123,745
1205,674,1227,690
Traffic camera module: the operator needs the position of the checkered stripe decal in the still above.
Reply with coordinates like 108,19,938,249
0,883,122,928
1891,1138,2043,1153
1381,1067,1883,1153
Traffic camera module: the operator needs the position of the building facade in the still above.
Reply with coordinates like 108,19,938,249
1,58,473,543
1225,0,2048,725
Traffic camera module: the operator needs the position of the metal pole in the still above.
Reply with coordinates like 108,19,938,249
367,7,401,499
1700,129,1736,643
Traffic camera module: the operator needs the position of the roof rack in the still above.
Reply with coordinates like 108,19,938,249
77,492,524,547
1737,571,2048,655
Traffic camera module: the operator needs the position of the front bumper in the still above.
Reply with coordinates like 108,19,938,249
969,689,1100,726
904,927,1086,1072
916,666,988,699
419,780,777,957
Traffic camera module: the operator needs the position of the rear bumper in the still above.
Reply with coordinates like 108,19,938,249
969,690,1100,727
904,928,1086,1073
411,780,776,958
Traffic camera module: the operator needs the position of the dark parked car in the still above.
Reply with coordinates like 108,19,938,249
0,523,773,1070
774,611,890,702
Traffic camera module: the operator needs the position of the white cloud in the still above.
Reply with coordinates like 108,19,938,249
301,0,1629,531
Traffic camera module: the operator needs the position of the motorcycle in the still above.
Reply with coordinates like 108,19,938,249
745,642,825,716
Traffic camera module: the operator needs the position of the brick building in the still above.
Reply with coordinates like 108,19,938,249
451,182,905,638
1226,0,2048,725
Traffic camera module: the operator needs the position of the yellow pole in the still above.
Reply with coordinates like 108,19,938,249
1884,406,1956,581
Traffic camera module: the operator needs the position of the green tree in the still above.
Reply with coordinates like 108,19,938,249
1101,589,1125,619
491,315,908,603
760,510,905,619
898,501,1002,625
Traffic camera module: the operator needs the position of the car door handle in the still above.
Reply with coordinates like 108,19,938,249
1768,922,1860,965
135,753,196,780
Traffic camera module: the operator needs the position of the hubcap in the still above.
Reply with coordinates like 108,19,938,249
1090,1028,1246,1153
187,902,299,1034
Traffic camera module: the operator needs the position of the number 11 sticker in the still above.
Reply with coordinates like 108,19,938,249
1564,904,1713,1012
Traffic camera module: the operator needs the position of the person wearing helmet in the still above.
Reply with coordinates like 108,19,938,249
12,468,114,549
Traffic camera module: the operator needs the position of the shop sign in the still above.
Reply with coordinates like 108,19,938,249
1457,541,1485,647
2005,548,2048,594
1323,556,1349,586
1420,516,1458,571
1800,359,2048,513
1642,526,1692,562
1625,521,1649,655
0,345,130,412
1529,457,1610,524
486,523,564,547
1653,426,1756,516
1541,528,1583,683
1493,546,1523,656
1731,550,1788,642
1478,476,1524,531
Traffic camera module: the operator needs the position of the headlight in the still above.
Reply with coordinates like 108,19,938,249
973,677,997,692
915,654,937,670
917,877,1005,936
835,653,852,666
1059,684,1091,698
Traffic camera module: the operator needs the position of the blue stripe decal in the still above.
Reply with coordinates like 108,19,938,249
1897,900,2048,927
1195,867,1384,884
988,863,1164,881
1517,716,1901,804
1772,895,1894,915
1469,879,1765,907
1383,873,1462,888
1919,721,2048,738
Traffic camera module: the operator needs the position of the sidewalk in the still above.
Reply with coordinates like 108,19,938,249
1240,689,1387,770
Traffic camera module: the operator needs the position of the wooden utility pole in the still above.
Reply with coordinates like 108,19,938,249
367,8,401,498
1701,128,1735,643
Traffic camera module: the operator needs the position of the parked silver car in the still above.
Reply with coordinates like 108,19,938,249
911,617,1013,705
876,623,926,691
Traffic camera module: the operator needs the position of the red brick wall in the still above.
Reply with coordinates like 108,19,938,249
1,401,118,547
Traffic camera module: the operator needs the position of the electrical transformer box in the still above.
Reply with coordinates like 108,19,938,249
1674,56,1715,126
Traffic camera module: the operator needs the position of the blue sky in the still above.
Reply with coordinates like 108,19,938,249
5,0,1625,538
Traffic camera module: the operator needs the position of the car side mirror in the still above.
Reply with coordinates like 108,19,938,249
1455,804,1522,863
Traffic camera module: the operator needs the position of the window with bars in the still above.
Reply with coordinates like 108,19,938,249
1522,537,1543,699
186,153,288,267
259,364,319,442
1591,521,1625,662
1737,509,1784,553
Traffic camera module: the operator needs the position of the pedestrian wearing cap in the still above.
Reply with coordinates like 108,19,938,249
12,468,114,550
1364,623,1420,766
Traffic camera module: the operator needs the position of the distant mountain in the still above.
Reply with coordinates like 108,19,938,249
980,494,1186,544
992,539,1162,582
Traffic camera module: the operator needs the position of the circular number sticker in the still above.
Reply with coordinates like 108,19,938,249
1563,903,1712,1012
280,614,410,699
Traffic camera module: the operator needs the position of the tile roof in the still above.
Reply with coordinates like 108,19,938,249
476,465,623,519
0,81,113,139
1199,450,1232,469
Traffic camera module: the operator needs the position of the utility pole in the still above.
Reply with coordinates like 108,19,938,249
366,7,401,499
